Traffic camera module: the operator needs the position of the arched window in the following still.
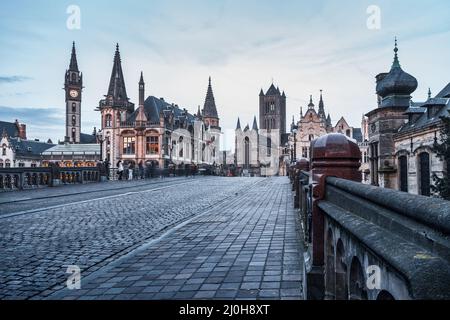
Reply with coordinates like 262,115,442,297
309,134,314,142
105,114,112,128
2,145,6,156
72,103,76,112
72,115,76,126
418,152,430,196
399,155,408,192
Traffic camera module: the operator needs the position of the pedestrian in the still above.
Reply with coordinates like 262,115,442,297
138,161,145,180
128,162,134,180
117,160,124,180
104,158,110,180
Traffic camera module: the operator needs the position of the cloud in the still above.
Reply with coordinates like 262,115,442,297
0,76,33,84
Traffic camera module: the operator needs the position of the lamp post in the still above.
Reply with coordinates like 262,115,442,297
96,130,104,163
293,128,298,162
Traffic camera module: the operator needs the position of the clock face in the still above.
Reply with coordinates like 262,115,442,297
69,90,79,98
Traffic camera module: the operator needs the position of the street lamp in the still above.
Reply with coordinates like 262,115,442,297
292,128,298,162
96,130,105,163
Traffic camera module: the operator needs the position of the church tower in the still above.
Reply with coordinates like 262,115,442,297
64,42,83,143
259,83,286,141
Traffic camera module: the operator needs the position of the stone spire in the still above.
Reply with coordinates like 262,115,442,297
428,87,432,100
202,77,219,119
236,117,241,130
69,41,79,72
252,116,258,131
300,107,303,118
107,43,129,102
139,71,145,107
308,95,315,110
318,90,326,118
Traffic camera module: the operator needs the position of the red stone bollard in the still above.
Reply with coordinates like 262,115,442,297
306,133,361,300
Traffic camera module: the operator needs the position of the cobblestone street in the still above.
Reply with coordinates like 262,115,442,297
0,177,304,300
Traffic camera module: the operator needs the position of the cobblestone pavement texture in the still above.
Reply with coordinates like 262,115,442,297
0,177,272,299
49,177,304,300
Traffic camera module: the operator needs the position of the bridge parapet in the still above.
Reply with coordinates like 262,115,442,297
299,133,450,300
0,165,105,192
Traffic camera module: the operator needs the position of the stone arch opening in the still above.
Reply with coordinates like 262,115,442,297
335,239,348,300
349,257,367,300
325,228,335,299
377,290,395,300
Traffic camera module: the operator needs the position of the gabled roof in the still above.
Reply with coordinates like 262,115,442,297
9,138,54,158
128,96,196,125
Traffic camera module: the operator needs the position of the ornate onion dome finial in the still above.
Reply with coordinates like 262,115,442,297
392,37,401,69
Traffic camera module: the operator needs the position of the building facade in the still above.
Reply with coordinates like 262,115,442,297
290,92,369,181
0,121,54,168
367,38,449,196
98,45,221,169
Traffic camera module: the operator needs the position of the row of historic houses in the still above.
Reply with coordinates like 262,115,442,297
65,42,222,169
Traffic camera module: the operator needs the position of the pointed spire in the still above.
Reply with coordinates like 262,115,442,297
69,41,79,72
318,90,326,117
327,113,332,126
391,37,401,69
428,87,432,99
260,88,264,96
236,118,241,130
308,95,315,109
197,105,202,118
252,116,258,131
292,115,295,124
300,107,303,117
139,71,145,107
203,76,219,118
107,43,129,101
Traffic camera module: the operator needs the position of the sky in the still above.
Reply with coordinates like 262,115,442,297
0,0,449,149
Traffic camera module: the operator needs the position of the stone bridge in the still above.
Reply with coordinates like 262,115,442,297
292,133,450,300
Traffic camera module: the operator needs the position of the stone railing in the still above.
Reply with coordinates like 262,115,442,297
293,133,450,300
0,164,106,192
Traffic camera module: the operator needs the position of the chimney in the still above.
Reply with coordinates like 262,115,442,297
15,120,27,140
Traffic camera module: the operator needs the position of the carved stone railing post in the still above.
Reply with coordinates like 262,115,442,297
305,133,361,300
294,158,310,209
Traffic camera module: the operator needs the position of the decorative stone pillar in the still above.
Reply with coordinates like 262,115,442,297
305,133,361,300
294,158,310,209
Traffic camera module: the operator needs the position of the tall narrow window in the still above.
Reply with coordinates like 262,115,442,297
244,137,250,169
146,136,159,155
2,145,6,156
105,114,112,128
418,152,430,196
399,155,408,192
123,137,136,155
72,103,76,112
267,137,272,156
72,115,76,126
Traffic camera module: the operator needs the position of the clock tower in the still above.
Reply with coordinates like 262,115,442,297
64,42,83,144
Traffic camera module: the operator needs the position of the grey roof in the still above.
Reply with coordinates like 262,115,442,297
202,77,219,119
398,98,450,134
352,128,363,143
80,133,97,144
436,82,450,98
128,96,196,125
0,121,19,138
266,84,280,96
69,42,79,72
405,106,426,114
10,138,54,159
43,143,100,155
